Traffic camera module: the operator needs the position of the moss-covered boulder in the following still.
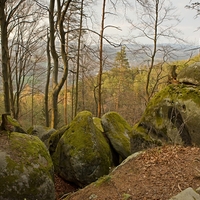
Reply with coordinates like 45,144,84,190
132,83,200,147
52,111,112,187
0,131,55,200
101,112,133,160
27,125,56,147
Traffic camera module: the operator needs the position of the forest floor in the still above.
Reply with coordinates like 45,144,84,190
55,145,200,200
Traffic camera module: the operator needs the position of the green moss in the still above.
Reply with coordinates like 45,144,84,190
103,111,132,134
101,112,133,158
141,85,200,123
94,175,111,186
27,127,33,134
122,193,132,200
93,117,104,132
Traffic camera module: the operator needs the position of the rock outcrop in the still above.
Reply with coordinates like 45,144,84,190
132,62,200,148
0,131,55,200
52,111,112,187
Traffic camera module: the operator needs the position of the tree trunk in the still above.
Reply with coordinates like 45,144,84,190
75,0,84,117
98,0,106,118
145,0,158,102
45,32,51,127
49,0,59,128
49,0,72,128
64,80,68,124
0,0,11,114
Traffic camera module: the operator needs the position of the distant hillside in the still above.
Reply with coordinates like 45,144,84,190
103,43,200,66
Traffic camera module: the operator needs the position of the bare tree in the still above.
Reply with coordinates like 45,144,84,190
0,0,23,114
97,0,107,118
127,0,183,102
74,0,84,116
0,0,44,117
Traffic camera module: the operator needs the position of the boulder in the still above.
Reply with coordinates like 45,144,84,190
101,112,133,160
0,131,55,200
169,187,200,200
27,125,56,147
132,83,200,147
52,111,112,187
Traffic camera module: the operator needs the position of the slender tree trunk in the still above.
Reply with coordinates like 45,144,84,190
0,0,11,114
64,80,68,124
75,0,84,116
71,71,75,120
45,32,51,127
49,0,59,128
145,0,159,102
64,20,70,125
31,68,35,126
98,0,106,118
81,67,85,110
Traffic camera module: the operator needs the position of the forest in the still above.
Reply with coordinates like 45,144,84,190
0,0,199,130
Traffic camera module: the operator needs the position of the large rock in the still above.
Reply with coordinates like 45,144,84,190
52,111,112,187
132,83,200,147
0,131,55,200
101,112,133,160
27,125,56,147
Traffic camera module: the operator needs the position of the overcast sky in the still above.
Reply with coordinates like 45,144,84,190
93,0,200,45
175,0,199,44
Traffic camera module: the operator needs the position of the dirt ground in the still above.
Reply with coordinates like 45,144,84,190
55,145,200,200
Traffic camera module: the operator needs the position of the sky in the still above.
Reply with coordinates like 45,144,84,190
175,0,199,44
92,0,200,46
